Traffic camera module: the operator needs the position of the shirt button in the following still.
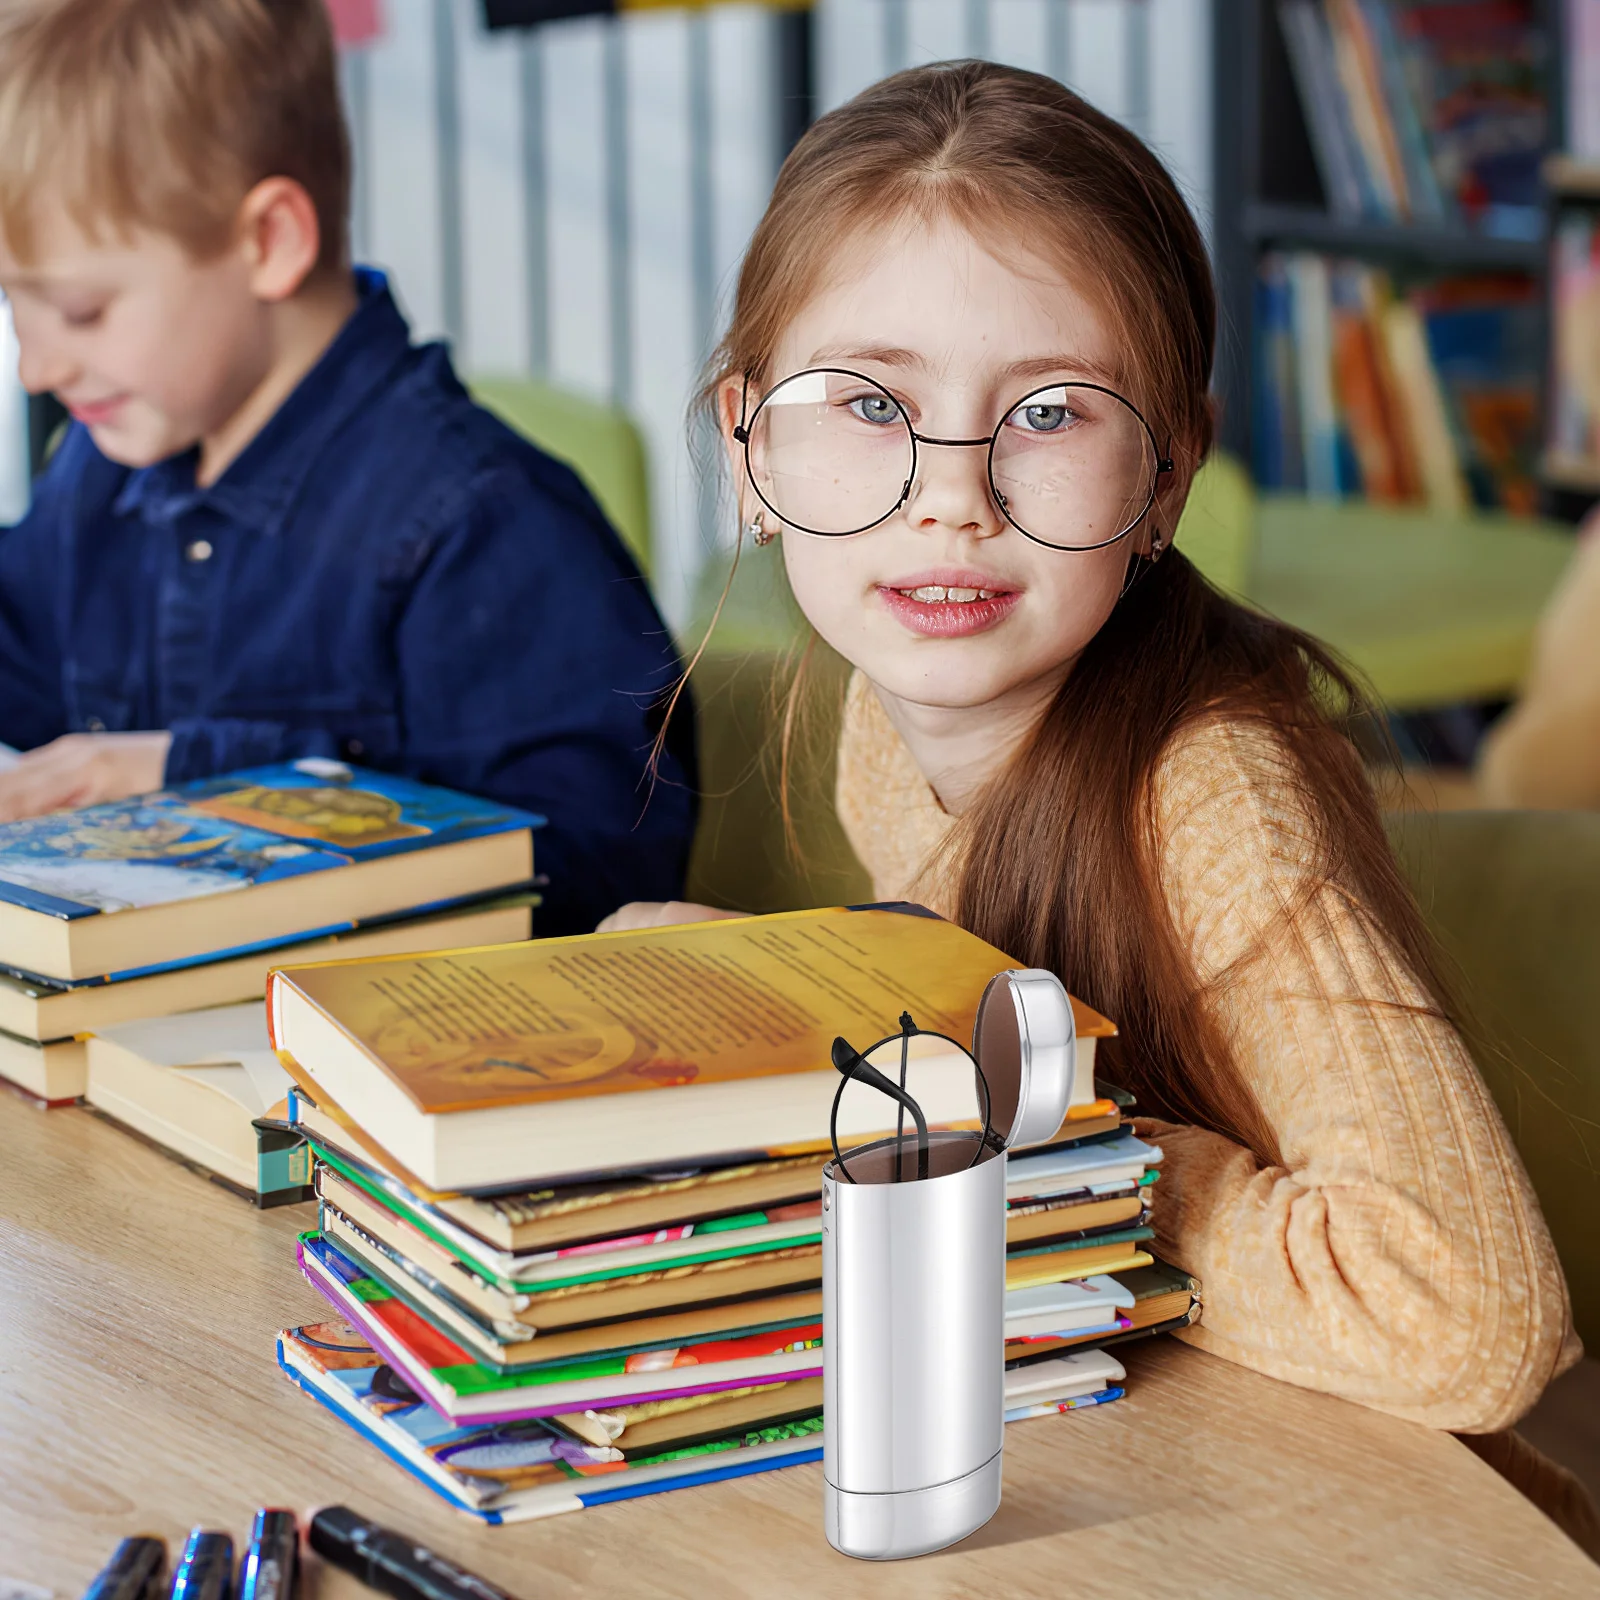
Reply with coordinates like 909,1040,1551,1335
85,716,106,733
185,539,213,563
346,739,366,758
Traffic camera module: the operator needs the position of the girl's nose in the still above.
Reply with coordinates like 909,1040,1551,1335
904,442,1006,540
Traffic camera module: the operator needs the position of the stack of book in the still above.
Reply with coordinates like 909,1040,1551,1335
1254,254,1540,511
0,760,539,1202
267,907,1199,1522
1277,0,1547,237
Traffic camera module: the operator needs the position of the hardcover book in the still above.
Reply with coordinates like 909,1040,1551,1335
268,904,1116,1190
0,893,536,1043
0,760,540,981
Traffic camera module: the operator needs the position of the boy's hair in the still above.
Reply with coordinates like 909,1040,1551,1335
0,0,349,268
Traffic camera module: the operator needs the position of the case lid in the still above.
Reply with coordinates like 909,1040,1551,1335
972,969,1077,1150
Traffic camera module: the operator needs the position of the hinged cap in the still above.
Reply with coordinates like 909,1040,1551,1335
972,969,1077,1150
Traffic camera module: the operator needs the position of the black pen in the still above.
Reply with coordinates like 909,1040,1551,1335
170,1529,235,1600
81,1536,166,1600
239,1510,298,1600
308,1506,520,1600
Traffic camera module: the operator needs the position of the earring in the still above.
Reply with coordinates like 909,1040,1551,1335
747,515,775,547
1148,530,1165,562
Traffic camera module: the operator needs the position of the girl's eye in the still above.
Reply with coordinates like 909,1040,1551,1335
1015,402,1075,433
847,393,904,426
62,307,104,329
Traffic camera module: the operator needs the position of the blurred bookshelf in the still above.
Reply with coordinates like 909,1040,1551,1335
1212,0,1600,524
1543,150,1600,515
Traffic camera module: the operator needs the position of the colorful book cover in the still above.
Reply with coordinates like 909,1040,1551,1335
0,760,541,924
298,1231,825,1421
278,1319,1121,1523
318,1147,822,1293
276,1321,824,1524
1253,254,1306,491
269,906,1115,1118
1006,1131,1161,1195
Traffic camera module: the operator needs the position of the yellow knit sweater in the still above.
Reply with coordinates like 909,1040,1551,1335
835,673,1580,1432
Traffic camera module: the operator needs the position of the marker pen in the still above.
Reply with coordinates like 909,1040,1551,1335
239,1510,298,1600
81,1536,166,1600
169,1530,234,1600
307,1507,520,1600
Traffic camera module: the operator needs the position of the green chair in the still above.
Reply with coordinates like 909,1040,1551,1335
469,375,653,581
684,641,871,914
1175,449,1257,596
1387,809,1600,1349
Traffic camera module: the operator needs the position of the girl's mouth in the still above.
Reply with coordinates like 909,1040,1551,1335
876,580,1021,638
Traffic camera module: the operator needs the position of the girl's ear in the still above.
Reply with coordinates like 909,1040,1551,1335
717,376,752,519
1141,446,1195,558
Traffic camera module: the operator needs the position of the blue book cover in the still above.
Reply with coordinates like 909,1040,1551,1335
0,759,543,924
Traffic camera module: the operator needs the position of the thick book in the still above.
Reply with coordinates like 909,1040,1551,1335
0,894,535,1044
86,1003,301,1199
0,761,539,982
0,1029,86,1106
267,905,1117,1191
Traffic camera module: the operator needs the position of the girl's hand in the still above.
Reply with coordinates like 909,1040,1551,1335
0,731,173,822
596,901,748,933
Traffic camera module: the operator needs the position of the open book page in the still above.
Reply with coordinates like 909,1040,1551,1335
278,907,1094,1115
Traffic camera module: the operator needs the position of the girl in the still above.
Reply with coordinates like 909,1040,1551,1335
605,63,1578,1449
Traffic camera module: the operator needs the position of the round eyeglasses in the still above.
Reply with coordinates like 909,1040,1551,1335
734,367,1173,552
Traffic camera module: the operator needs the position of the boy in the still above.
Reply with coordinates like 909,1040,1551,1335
0,0,695,935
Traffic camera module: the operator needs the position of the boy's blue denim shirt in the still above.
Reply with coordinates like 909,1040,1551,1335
0,270,697,935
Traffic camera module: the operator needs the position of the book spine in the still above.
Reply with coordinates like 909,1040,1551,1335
1323,0,1402,218
1286,253,1344,499
1329,264,1405,500
1380,299,1471,511
1278,0,1366,217
1359,0,1446,222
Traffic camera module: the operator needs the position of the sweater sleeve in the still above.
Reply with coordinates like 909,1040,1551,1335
1142,718,1579,1433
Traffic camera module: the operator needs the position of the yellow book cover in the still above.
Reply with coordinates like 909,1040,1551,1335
268,906,1115,1118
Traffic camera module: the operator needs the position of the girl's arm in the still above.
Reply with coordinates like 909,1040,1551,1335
597,902,747,933
1142,717,1578,1433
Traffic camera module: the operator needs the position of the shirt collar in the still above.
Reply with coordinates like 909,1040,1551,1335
112,268,413,533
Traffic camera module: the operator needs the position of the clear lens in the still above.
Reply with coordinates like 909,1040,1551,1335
989,383,1158,550
745,368,914,537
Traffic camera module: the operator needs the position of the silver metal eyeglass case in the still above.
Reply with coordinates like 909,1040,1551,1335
822,967,1078,1560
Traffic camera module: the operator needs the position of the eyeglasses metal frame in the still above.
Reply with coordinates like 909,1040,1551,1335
734,366,1175,552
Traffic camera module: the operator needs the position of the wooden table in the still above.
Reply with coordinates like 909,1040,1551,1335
2,1099,1596,1600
